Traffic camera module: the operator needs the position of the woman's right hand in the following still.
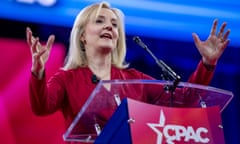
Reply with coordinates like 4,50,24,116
26,27,55,79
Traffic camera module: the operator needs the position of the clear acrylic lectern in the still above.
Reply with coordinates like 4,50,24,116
63,79,233,143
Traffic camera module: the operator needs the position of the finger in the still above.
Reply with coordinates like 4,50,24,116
32,37,39,54
192,33,201,46
37,49,47,66
38,49,46,58
210,19,218,36
217,39,230,57
217,22,227,38
33,48,46,59
223,39,230,50
46,35,55,51
26,27,33,46
223,29,231,41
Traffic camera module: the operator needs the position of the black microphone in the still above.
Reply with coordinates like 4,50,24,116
133,36,181,88
91,74,100,84
133,36,148,49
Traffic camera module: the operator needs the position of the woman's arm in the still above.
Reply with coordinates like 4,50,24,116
29,70,66,116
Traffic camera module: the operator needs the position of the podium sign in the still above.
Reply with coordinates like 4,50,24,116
128,98,224,144
63,80,233,143
94,98,224,144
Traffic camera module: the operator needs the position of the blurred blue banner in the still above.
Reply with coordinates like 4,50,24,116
0,0,239,46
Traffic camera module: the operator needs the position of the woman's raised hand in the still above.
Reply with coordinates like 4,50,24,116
192,19,230,65
26,27,55,79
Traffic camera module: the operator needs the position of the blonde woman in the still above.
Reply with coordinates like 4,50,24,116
26,1,230,143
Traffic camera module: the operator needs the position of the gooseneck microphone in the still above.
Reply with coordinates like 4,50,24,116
133,36,181,91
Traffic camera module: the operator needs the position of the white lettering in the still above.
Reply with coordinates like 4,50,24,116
163,125,175,144
16,0,57,7
147,110,211,144
163,125,209,143
17,0,34,4
197,127,209,143
38,0,56,6
174,125,186,141
184,126,198,142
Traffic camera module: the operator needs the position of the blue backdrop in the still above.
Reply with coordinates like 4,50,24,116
0,0,239,143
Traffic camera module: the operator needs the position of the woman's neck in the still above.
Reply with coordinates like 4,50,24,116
88,55,111,80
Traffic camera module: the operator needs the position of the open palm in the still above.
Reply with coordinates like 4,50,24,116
26,27,55,77
192,19,230,65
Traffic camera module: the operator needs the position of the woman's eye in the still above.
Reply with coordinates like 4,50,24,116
96,19,103,24
112,23,117,28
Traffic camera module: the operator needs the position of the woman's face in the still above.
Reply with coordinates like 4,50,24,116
82,8,119,55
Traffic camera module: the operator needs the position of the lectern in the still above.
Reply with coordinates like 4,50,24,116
63,80,233,144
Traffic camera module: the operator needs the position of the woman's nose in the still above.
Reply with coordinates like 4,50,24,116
103,24,112,31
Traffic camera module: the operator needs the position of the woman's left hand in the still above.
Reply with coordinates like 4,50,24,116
192,19,230,65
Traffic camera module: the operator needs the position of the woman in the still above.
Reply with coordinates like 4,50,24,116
26,1,230,143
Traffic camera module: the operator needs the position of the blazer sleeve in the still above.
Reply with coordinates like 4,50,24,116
187,60,215,85
29,70,66,116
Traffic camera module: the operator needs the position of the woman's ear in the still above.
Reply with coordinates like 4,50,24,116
80,33,86,51
80,33,86,44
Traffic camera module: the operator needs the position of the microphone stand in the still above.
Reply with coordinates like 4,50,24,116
133,36,181,107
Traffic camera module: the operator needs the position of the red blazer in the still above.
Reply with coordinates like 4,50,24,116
29,60,214,133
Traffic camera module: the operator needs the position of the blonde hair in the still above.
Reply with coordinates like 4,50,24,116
63,1,128,70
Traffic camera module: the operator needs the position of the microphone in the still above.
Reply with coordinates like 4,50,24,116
91,74,100,84
133,36,181,89
133,36,148,49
